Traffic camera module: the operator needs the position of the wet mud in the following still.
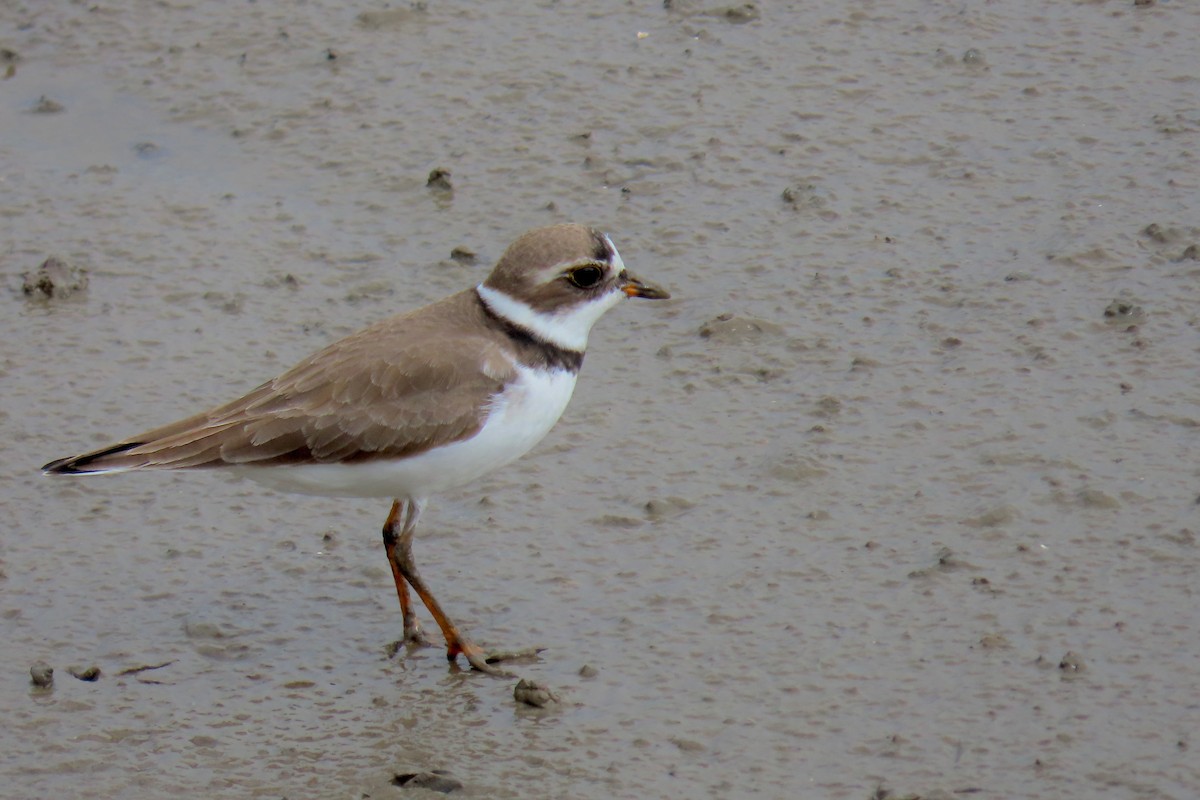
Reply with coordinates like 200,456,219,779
3,2,1199,798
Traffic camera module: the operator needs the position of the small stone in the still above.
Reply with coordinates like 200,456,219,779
21,257,88,300
263,273,301,289
184,618,225,639
68,664,101,682
670,736,706,752
643,496,695,521
1103,299,1143,321
514,678,559,707
766,452,827,484
357,7,427,30
426,168,453,191
963,506,1017,528
719,3,760,23
30,662,54,688
1141,222,1168,242
1077,489,1120,509
449,245,476,264
780,183,834,215
593,514,643,529
1059,651,1085,672
578,664,598,678
31,95,64,114
698,313,784,342
391,770,463,793
1060,652,1089,671
908,547,962,579
815,396,842,417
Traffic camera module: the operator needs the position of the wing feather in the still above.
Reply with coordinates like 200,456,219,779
45,291,520,473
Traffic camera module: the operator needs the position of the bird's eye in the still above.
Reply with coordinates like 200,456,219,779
567,265,604,289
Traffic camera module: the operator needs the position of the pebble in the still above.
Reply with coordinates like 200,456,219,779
699,313,784,343
21,257,88,300
514,678,560,708
643,496,695,521
1059,651,1086,673
426,167,453,191
30,662,53,688
68,664,101,682
31,95,64,113
392,770,463,793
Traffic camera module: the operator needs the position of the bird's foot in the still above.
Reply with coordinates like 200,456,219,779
402,622,432,648
449,640,544,677
385,621,432,660
482,646,545,664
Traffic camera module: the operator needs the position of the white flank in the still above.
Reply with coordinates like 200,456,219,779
475,283,624,352
238,365,579,499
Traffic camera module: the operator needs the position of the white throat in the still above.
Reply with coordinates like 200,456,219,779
475,283,623,352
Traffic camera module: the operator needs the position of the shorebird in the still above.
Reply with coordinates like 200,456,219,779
43,224,670,675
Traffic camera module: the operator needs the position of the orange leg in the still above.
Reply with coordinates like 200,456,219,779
382,500,429,647
381,499,507,676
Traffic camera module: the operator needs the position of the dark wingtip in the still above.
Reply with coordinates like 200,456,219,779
42,456,77,475
42,442,143,475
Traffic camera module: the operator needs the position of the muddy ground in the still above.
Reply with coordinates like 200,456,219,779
2,1,1198,797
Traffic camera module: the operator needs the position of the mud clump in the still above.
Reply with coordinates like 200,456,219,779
1059,651,1086,673
31,95,64,114
643,495,695,521
514,678,560,708
426,167,453,192
391,769,463,793
699,313,784,343
1103,299,1143,322
68,664,101,682
21,257,88,300
30,662,53,688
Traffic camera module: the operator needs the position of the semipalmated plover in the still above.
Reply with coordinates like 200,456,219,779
43,224,670,675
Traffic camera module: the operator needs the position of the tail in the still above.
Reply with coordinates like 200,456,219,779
42,442,147,475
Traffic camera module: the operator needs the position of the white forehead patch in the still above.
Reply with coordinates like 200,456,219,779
603,233,626,275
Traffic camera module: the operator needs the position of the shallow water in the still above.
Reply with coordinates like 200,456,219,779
3,2,1198,797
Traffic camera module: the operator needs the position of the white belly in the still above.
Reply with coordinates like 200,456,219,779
235,366,578,500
